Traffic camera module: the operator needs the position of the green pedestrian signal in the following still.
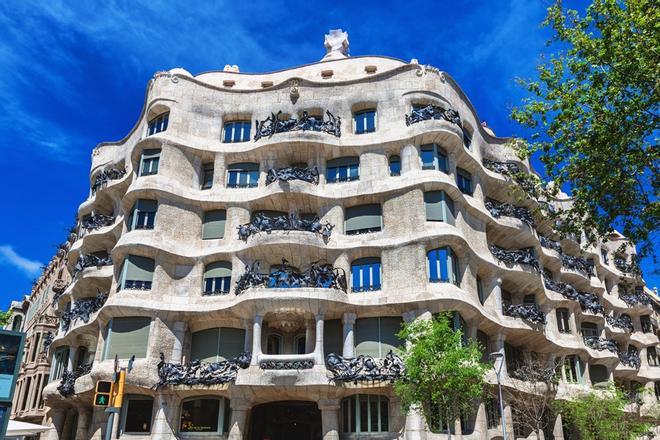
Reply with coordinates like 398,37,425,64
95,394,109,406
94,381,113,407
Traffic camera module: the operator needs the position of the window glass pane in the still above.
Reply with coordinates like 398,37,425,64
420,147,435,168
124,398,153,433
202,210,226,240
324,319,343,356
365,111,375,132
389,156,401,176
122,256,155,285
360,395,369,432
345,204,382,234
104,317,150,359
355,318,380,357
180,398,221,433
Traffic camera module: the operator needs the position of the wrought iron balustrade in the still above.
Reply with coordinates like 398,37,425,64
485,199,535,226
583,336,618,353
325,351,405,383
266,166,319,185
60,291,108,332
237,212,333,240
234,259,346,295
254,110,341,140
489,244,539,271
482,158,520,176
73,253,113,277
560,254,594,276
577,292,605,315
539,235,562,253
614,256,642,276
91,167,126,194
543,276,579,301
42,331,54,354
81,213,115,232
606,314,634,332
154,352,251,389
503,303,546,325
620,288,652,307
619,351,641,369
404,104,462,127
259,359,314,370
57,362,93,397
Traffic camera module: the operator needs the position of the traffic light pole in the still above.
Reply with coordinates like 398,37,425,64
104,407,119,440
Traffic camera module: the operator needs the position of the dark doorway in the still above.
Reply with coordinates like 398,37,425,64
249,400,322,440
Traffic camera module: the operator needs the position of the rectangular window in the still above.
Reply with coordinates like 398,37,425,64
180,398,227,434
424,190,454,224
601,249,609,264
223,121,251,143
147,112,169,136
323,319,343,356
345,204,382,235
564,356,581,383
121,396,153,434
203,262,232,295
354,110,376,134
227,163,259,188
202,210,226,240
50,347,69,382
427,247,459,285
456,168,473,195
139,149,160,176
355,317,402,358
190,327,245,363
641,316,652,333
201,163,214,189
30,333,41,363
119,256,155,290
103,317,151,360
420,144,448,172
127,199,157,231
351,258,382,292
327,157,359,183
581,323,598,338
556,309,571,333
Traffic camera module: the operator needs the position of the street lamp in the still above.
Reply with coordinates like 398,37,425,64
489,351,508,440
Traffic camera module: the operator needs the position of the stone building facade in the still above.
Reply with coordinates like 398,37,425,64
41,31,660,439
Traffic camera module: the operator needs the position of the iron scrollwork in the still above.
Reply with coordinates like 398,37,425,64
237,212,333,240
614,255,642,276
578,291,605,315
619,351,641,369
489,244,540,271
560,254,594,276
73,253,113,277
583,336,618,353
266,166,319,185
620,288,652,307
325,351,406,383
482,158,520,176
234,259,347,295
154,352,251,389
503,303,546,325
91,167,126,194
57,362,93,397
405,104,462,127
42,331,54,354
485,199,535,227
60,290,108,332
259,359,314,370
539,235,562,253
254,110,341,140
606,314,634,332
81,213,115,232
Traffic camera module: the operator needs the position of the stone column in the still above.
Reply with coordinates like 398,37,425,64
492,278,503,316
581,357,591,385
553,413,566,440
473,402,489,440
170,321,186,363
61,408,77,440
67,345,77,370
342,313,356,358
314,314,325,364
305,319,315,353
244,320,253,352
75,407,93,439
493,333,508,378
47,408,68,440
503,404,514,439
228,399,251,440
151,392,177,439
251,315,263,366
318,399,341,440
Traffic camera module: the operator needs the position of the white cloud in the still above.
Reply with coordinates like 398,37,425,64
0,245,43,278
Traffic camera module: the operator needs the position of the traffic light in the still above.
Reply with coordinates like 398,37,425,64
94,381,113,407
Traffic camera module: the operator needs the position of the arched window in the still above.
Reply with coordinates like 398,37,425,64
190,327,245,363
227,163,259,188
388,155,401,176
424,191,454,224
351,257,382,292
427,247,459,285
223,120,251,143
420,144,448,172
147,112,169,136
341,394,388,433
462,123,473,149
180,397,230,435
203,262,232,295
11,315,23,332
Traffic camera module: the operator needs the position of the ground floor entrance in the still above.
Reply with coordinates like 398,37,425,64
248,400,322,440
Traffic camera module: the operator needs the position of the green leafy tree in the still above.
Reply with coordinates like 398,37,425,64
0,309,12,327
554,383,653,440
511,0,659,258
394,313,489,438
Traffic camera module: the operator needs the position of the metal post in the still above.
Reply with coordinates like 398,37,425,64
489,352,508,440
104,408,118,440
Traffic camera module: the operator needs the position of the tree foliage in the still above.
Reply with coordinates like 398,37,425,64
0,309,12,327
511,0,659,258
394,313,489,436
554,384,652,440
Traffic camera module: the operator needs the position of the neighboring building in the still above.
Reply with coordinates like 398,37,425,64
3,297,28,332
41,30,659,439
10,240,71,430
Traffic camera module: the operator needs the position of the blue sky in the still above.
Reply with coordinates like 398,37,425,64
0,0,656,309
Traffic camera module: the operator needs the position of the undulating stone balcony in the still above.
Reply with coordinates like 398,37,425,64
560,254,594,276
237,213,333,240
60,291,108,333
503,303,546,325
620,288,652,307
539,235,562,253
606,314,634,332
489,244,539,271
325,352,405,383
57,362,93,397
404,104,461,127
72,253,113,278
583,336,618,353
485,199,535,226
254,110,341,140
80,213,115,234
482,158,520,176
619,351,641,369
234,259,347,294
265,166,320,185
155,352,252,388
259,354,316,370
91,167,126,194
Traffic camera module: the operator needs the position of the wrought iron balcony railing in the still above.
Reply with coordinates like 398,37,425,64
539,235,562,253
560,254,594,276
81,214,115,232
234,259,347,295
60,291,108,332
154,352,251,389
237,212,333,240
583,336,618,353
606,314,634,332
489,244,540,271
620,288,652,307
57,362,93,397
614,256,642,276
578,292,605,315
485,199,535,226
72,253,113,277
42,331,54,354
503,303,546,325
404,104,462,127
266,166,319,185
325,351,405,383
482,158,520,176
91,167,126,194
254,110,341,140
619,351,641,369
543,275,604,314
259,354,315,370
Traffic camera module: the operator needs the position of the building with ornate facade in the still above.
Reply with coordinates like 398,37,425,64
40,30,660,439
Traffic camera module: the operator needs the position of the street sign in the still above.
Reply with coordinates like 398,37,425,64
94,381,113,407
